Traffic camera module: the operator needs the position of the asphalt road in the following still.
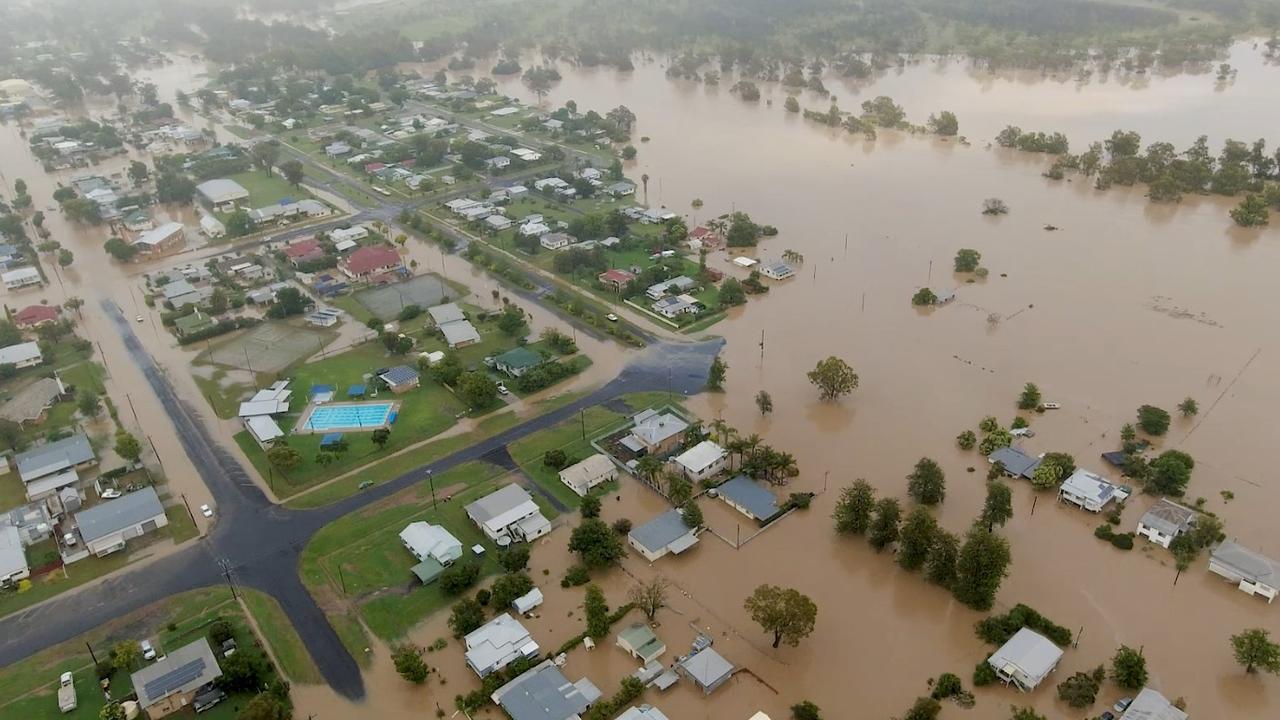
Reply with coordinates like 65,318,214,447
0,299,719,700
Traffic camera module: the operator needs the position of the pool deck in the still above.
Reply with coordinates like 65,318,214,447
293,399,400,434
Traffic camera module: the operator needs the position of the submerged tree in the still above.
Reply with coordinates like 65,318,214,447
744,584,818,648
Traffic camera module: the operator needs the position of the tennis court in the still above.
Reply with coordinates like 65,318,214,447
355,274,452,320
200,323,333,374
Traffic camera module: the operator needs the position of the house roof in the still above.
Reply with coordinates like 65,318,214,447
1059,469,1116,504
988,446,1040,479
1119,688,1188,720
400,522,462,563
0,525,27,579
131,638,223,708
0,376,63,423
678,647,733,689
283,238,322,258
495,346,544,371
0,341,41,367
134,222,183,248
75,486,164,545
717,475,780,520
1101,451,1129,467
245,415,283,445
631,409,688,447
1210,541,1280,585
675,441,726,474
617,707,672,720
161,279,198,301
1139,499,1197,537
16,432,94,483
237,398,288,417
174,312,214,335
491,660,591,720
195,178,249,204
987,628,1063,685
629,509,695,554
440,319,481,346
466,484,538,529
598,269,635,283
380,365,419,387
465,613,537,673
342,244,401,275
428,303,465,324
559,454,615,491
14,304,58,326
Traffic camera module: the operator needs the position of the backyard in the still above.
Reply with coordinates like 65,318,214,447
226,170,306,209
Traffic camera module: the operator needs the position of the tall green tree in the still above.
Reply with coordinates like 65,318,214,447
897,507,938,571
585,584,610,639
707,356,727,390
1111,645,1148,689
743,584,818,648
568,518,625,567
982,481,1014,529
833,480,876,534
114,432,142,464
280,159,304,187
868,497,902,551
907,458,946,505
1231,628,1280,674
1136,405,1171,435
806,356,858,401
953,525,1012,610
1017,382,1041,410
391,643,429,683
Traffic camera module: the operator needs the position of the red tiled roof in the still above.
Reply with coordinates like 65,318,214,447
364,162,386,173
342,245,401,276
14,304,58,326
283,239,322,258
690,226,714,239
597,269,635,284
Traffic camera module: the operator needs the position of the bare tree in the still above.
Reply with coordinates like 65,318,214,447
628,577,671,622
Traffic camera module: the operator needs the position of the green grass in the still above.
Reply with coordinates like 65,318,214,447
165,505,199,543
0,552,134,620
192,369,251,420
0,474,27,513
226,170,305,208
241,589,323,684
507,405,632,510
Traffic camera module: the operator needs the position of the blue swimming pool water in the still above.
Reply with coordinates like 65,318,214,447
305,402,394,430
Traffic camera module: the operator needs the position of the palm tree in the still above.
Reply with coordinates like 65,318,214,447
741,434,763,465
636,455,663,490
772,451,799,485
725,437,747,471
641,173,650,204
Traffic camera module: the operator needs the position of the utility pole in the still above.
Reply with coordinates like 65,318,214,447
96,341,110,375
85,642,98,665
125,393,140,426
427,469,437,510
580,409,586,439
181,494,197,526
147,435,163,470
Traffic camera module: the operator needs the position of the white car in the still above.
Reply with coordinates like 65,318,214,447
496,382,510,396
100,488,122,499
605,313,619,322
135,315,144,323
200,504,213,518
140,640,156,661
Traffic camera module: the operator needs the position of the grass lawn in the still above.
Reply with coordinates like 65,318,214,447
14,359,108,447
192,369,251,420
240,590,322,684
507,404,639,511
0,474,27,513
165,505,198,543
0,552,133,620
226,170,305,207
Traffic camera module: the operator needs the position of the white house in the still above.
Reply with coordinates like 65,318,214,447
1136,498,1197,548
758,260,795,280
1208,541,1280,603
1057,469,1118,513
465,484,551,542
645,276,696,300
558,454,617,497
2,267,42,290
628,509,699,562
330,226,369,244
73,486,168,557
0,525,30,586
673,441,727,482
652,295,698,319
1119,688,1187,720
986,628,1064,692
540,232,573,251
0,341,43,369
464,613,540,677
519,222,550,237
199,214,226,239
399,522,463,567
195,178,249,211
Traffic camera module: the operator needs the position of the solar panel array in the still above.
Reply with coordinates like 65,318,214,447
144,658,207,700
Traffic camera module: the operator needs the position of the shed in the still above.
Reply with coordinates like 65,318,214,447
379,365,420,393
512,587,544,614
986,628,1063,691
617,624,667,664
717,475,780,522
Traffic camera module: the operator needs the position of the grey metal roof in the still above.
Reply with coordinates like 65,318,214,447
466,484,534,525
988,446,1040,479
131,637,222,708
987,627,1063,685
75,487,165,544
1119,688,1187,720
440,319,481,346
1139,499,1197,537
380,365,419,387
1210,541,1280,585
195,178,248,204
717,475,780,520
428,302,465,324
678,647,733,689
629,509,694,553
491,660,590,720
15,432,94,482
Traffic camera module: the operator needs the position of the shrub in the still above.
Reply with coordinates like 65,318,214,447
440,561,481,595
561,564,590,588
475,589,491,606
975,604,1072,647
208,619,234,646
956,430,976,450
543,449,568,469
612,518,632,534
791,700,822,720
972,661,997,686
931,672,963,700
95,661,114,680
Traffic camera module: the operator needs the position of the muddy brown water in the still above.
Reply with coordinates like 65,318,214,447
6,44,1280,718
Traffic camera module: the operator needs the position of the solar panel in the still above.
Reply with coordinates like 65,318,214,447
144,658,207,699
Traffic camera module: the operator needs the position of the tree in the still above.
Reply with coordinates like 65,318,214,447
791,700,821,720
1039,452,1076,481
868,497,902,551
251,141,281,176
1178,397,1199,416
100,703,127,720
1056,668,1102,708
928,111,959,136
834,480,876,534
500,544,531,572
440,561,481,594
114,432,142,464
391,643,430,683
911,287,938,306
1231,194,1270,227
681,500,703,528
127,161,149,186
1137,405,1171,435
953,525,1012,610
225,209,253,237
1149,450,1194,496
266,443,302,471
78,391,102,418
1112,645,1148,689
281,159,304,187
954,248,981,273
585,584,610,639
907,458,946,505
807,356,858,401
901,696,942,720
1231,628,1280,674
1030,462,1063,490
925,530,960,587
370,427,391,450
491,572,534,610
629,578,670,622
449,598,485,638
743,584,818,648
982,198,1009,215
580,494,602,519
457,372,499,408
497,305,526,335
982,481,1014,529
720,277,747,306
238,692,290,720
112,640,141,673
569,518,625,567
755,390,773,415
1017,382,1041,410
1009,708,1046,720
898,507,939,571
266,287,309,318
104,237,139,262
707,356,727,390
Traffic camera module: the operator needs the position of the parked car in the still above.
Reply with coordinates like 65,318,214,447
62,532,77,547
200,504,213,518
100,488,122,499
1099,713,1115,720
606,313,619,322
140,640,156,661
1114,698,1133,713
496,382,510,396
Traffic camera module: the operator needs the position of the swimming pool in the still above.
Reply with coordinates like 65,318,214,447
302,402,395,431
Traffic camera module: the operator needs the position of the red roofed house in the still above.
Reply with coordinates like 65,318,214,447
14,304,59,328
340,244,403,280
364,162,387,174
283,238,325,267
689,225,723,249
597,269,635,292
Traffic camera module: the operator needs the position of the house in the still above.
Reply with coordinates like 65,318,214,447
339,244,402,280
519,221,551,238
428,302,465,325
161,279,212,309
1118,688,1187,720
511,148,541,162
1057,469,1118,513
199,215,226,239
618,709,671,720
617,624,667,663
628,509,699,562
173,311,215,338
400,522,462,584
122,208,153,233
653,295,698,319
195,179,249,211
2,267,42,290
626,409,689,456
440,319,481,348
0,525,30,586
1208,541,1280,602
493,346,545,378
533,177,568,192
559,454,617,497
677,647,734,695
0,244,23,269
0,376,64,424
491,660,594,720
540,232,573,251
758,260,795,280
13,304,58,328
512,587,544,614
325,141,352,157
4,503,53,546
465,484,551,542
674,440,728,482
988,446,1041,481
605,181,636,197
464,613,540,677
133,222,185,256
74,486,168,557
130,638,223,718
330,226,369,244
645,276,696,300
986,628,1064,691
16,432,95,501
598,269,635,292
0,341,43,369
244,415,283,448
732,256,758,269
1136,499,1197,548
485,214,513,231
487,156,511,170
717,475,780,522
379,365,420,393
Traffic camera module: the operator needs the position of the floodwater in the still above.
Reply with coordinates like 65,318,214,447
7,40,1280,720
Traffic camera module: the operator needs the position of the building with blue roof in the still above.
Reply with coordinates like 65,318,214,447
628,509,699,562
716,475,779,522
